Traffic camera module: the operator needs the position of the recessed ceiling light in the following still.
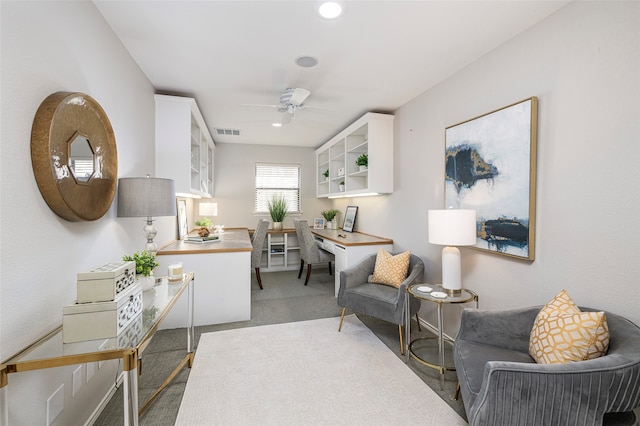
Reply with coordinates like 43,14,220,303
295,56,319,68
317,1,344,20
272,122,283,127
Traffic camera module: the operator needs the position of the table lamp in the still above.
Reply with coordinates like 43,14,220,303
428,209,477,295
117,175,177,253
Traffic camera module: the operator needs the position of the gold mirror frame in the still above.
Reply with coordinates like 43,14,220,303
31,92,118,221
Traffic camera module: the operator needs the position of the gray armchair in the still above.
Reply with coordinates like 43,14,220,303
337,252,425,354
454,306,640,426
293,219,334,285
250,219,269,289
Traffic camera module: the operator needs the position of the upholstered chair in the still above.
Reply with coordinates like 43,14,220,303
454,306,640,426
337,252,425,354
250,219,269,289
293,219,334,285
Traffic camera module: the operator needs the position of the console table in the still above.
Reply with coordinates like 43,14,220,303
0,273,195,426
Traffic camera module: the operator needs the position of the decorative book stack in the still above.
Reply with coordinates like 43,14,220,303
63,261,143,343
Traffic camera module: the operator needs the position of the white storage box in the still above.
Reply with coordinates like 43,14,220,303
77,261,136,303
63,282,143,343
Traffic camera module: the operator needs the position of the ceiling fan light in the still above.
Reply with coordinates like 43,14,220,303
295,56,319,68
317,1,344,19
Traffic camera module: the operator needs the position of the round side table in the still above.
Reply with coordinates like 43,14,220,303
404,284,478,390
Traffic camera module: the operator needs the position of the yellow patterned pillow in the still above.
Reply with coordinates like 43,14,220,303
370,249,411,288
529,290,609,364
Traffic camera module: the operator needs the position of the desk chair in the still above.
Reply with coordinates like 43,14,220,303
251,219,269,289
293,219,334,286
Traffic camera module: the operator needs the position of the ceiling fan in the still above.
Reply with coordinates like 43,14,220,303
243,87,311,124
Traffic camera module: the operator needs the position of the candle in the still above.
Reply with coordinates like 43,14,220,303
168,263,183,281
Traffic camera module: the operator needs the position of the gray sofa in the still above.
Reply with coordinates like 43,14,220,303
453,306,640,426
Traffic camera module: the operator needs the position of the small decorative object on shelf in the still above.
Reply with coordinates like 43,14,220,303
123,251,159,291
268,195,288,231
323,169,329,181
356,153,368,171
339,181,345,192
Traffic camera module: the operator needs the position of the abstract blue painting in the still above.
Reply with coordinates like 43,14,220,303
444,97,538,260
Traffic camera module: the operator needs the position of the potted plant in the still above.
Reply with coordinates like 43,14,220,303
322,169,329,181
123,251,159,291
356,153,368,171
321,209,340,229
339,181,345,192
268,195,288,231
195,217,213,229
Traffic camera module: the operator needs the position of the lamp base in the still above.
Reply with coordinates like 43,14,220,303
445,288,462,296
441,245,463,295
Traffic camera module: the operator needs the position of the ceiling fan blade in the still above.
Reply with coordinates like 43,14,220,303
287,88,310,106
241,103,278,109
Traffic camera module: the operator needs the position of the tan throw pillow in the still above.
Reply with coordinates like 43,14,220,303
529,290,609,364
370,249,411,288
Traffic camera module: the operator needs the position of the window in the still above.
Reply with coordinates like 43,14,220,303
255,163,300,213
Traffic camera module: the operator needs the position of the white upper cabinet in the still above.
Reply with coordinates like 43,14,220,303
155,95,215,198
316,112,394,198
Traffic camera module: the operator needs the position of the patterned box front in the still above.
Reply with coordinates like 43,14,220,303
63,283,143,343
77,261,136,303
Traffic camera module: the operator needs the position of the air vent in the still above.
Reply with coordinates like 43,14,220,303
215,128,241,136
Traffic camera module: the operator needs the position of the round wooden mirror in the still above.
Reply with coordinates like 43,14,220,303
31,92,118,221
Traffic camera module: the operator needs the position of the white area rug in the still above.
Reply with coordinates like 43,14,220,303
176,315,467,425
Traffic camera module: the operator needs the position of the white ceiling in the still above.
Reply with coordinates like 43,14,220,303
94,0,569,148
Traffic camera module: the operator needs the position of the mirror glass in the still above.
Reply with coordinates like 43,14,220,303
69,134,95,183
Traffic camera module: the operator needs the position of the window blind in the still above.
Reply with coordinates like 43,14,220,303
255,163,300,213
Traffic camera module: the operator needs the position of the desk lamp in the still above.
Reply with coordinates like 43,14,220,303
117,175,176,253
428,209,477,295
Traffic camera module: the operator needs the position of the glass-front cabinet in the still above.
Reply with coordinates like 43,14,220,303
316,112,394,198
156,95,215,198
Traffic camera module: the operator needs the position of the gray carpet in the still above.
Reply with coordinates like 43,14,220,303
93,269,466,425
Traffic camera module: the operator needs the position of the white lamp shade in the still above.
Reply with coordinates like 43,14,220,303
117,177,177,217
199,202,218,217
428,209,477,246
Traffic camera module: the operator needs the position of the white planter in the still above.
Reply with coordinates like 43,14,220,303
326,221,333,229
339,185,345,192
138,274,155,291
273,221,283,231
359,165,368,172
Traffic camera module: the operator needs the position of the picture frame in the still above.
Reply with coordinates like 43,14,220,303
177,199,188,240
313,218,325,229
444,97,538,260
342,206,358,232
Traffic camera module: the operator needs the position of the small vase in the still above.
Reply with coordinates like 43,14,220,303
326,221,333,229
273,222,283,231
139,274,155,291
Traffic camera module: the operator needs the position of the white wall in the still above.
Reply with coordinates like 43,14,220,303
203,142,331,229
335,1,640,332
0,1,174,424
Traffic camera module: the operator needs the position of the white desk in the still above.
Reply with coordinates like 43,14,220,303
156,229,252,328
310,229,393,296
